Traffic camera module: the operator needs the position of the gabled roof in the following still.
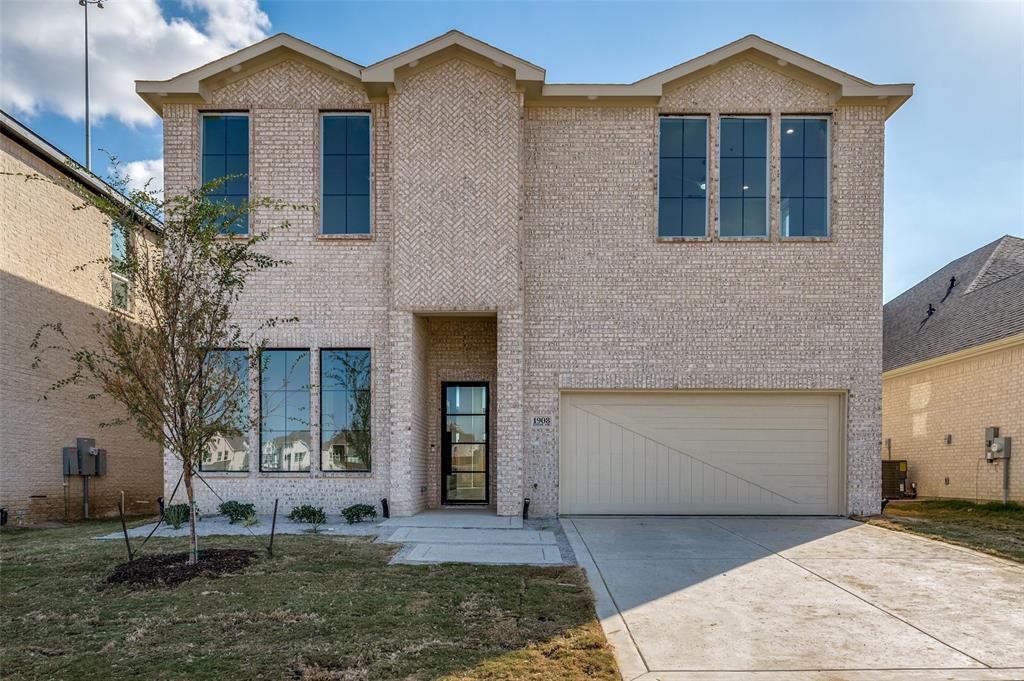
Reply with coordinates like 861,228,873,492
883,235,1024,372
137,30,913,116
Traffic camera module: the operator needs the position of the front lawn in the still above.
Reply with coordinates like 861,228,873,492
0,521,617,680
868,499,1024,562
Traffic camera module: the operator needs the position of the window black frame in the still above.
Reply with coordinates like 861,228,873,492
441,381,489,505
320,111,372,236
780,116,830,238
200,111,250,236
657,115,709,238
319,348,372,473
258,347,312,473
199,348,251,473
718,115,769,238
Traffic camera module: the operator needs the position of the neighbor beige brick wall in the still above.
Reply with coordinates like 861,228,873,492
0,134,162,522
882,337,1023,502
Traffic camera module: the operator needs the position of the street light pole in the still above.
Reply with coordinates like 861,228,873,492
79,0,103,171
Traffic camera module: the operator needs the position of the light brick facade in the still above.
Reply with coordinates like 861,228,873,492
150,34,909,517
1,126,162,523
883,337,1023,502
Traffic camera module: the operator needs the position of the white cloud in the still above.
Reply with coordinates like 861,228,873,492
0,0,270,127
120,158,164,195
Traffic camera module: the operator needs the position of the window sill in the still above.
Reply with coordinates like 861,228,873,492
213,233,251,241
656,236,711,243
781,235,833,242
197,470,250,476
256,471,312,477
318,470,373,477
316,233,374,242
717,235,771,242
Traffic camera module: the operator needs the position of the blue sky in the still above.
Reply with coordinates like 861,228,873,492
3,0,1022,301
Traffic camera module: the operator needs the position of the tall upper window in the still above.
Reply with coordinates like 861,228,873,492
658,117,708,237
320,349,371,472
201,349,250,472
260,350,310,472
781,118,829,237
321,113,371,235
201,114,249,235
110,222,130,312
719,117,768,237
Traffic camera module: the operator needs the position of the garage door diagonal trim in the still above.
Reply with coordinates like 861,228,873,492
572,403,802,506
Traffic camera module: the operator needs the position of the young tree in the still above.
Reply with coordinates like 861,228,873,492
14,161,297,564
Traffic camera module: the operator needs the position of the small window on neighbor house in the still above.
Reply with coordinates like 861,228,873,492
320,349,371,471
781,118,829,237
201,114,249,235
321,114,370,235
719,117,768,237
111,222,130,312
658,117,708,237
201,349,250,472
260,350,311,472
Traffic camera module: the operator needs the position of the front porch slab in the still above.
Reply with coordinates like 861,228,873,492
402,542,563,565
380,508,524,529
381,527,556,544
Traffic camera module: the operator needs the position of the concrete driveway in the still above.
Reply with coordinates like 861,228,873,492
562,516,1024,681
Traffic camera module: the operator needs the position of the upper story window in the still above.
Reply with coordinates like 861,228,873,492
719,116,768,237
260,349,311,472
201,349,250,472
201,114,249,235
110,222,130,312
320,349,371,472
321,113,371,235
781,118,829,237
658,117,708,238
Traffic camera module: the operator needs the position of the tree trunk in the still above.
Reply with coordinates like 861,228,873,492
183,462,199,565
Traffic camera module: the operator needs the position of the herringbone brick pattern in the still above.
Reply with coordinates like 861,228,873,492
390,58,523,311
210,60,369,110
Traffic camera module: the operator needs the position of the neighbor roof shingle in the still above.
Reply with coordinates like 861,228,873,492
883,235,1024,372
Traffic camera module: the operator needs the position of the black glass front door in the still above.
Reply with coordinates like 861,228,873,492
442,382,488,504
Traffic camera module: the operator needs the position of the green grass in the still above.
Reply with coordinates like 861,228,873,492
868,499,1024,562
0,521,617,681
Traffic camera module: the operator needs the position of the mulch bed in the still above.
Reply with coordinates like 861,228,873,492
106,549,255,587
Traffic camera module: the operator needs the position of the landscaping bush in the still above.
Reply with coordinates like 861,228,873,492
241,512,259,527
288,504,327,532
218,500,255,524
163,503,192,530
341,503,377,525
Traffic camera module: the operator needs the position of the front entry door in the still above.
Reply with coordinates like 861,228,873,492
442,382,488,504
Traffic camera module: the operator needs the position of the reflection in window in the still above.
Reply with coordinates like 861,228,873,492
260,350,310,472
658,117,708,237
719,117,768,237
201,350,250,472
111,222,130,312
202,114,249,235
320,349,371,471
781,118,829,237
321,114,371,235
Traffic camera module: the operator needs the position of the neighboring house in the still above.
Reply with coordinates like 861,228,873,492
137,31,912,518
883,236,1023,502
0,111,163,523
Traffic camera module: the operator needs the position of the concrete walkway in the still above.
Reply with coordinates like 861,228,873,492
379,509,567,566
564,516,1024,681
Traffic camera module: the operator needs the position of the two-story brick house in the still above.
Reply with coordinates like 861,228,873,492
137,31,911,518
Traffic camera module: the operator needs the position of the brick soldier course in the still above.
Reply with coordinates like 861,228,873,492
138,31,913,518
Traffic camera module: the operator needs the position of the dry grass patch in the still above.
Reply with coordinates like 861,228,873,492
0,521,617,680
867,499,1024,562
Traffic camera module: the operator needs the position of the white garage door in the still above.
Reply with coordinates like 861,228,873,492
559,392,843,515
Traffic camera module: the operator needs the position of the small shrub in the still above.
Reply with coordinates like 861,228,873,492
164,503,192,530
341,503,378,525
241,512,259,527
288,504,327,531
218,500,256,524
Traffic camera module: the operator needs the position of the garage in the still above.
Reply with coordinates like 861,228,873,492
559,391,844,515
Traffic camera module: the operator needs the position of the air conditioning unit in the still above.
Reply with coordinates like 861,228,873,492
881,460,908,499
